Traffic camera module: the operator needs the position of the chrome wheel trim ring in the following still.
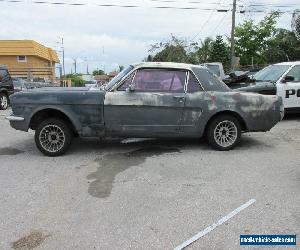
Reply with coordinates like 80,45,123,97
0,95,8,109
39,124,65,153
213,120,238,148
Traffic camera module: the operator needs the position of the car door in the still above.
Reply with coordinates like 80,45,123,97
104,68,187,137
277,65,300,109
181,71,207,136
0,69,13,92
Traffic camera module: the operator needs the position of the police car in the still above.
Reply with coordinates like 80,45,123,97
237,61,300,114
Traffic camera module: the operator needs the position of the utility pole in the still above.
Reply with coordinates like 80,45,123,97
73,59,77,74
85,57,89,74
61,37,65,78
230,0,237,70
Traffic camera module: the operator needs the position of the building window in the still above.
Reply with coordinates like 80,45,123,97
17,56,27,62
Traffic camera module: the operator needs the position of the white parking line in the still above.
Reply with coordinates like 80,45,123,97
174,199,256,250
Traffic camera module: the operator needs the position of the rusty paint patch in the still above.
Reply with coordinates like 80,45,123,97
12,231,50,250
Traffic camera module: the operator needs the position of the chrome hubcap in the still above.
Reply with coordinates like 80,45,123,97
0,95,8,109
214,120,237,147
39,125,65,153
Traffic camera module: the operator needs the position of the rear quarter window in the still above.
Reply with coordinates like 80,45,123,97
192,67,230,92
187,72,203,93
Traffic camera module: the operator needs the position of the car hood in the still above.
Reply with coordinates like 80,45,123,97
10,87,106,105
29,87,91,92
235,81,276,93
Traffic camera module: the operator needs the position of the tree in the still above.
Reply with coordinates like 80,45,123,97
209,36,229,65
194,37,213,63
234,12,280,65
147,35,232,66
263,29,300,63
292,10,300,40
147,35,197,63
71,76,85,87
65,73,85,87
92,70,105,76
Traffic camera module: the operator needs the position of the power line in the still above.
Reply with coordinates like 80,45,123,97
0,0,228,10
248,2,300,7
0,0,297,13
190,0,224,41
210,10,231,36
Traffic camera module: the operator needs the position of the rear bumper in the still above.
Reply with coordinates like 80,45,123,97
246,98,283,132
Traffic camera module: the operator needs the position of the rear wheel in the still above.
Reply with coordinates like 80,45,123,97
206,115,241,151
35,118,73,156
0,93,8,110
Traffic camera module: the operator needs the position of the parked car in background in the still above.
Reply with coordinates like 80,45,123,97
237,61,300,113
224,71,251,87
12,78,27,92
202,63,256,88
0,65,14,110
7,62,283,156
84,80,98,88
13,79,54,92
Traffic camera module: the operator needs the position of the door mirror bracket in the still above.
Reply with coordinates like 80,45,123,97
282,75,294,83
126,84,135,92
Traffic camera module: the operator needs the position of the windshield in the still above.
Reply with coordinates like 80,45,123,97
254,65,290,82
105,66,134,90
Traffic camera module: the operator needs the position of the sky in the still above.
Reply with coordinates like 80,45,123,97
0,0,299,74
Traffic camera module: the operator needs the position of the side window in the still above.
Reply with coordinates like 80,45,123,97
17,56,27,62
0,69,9,82
0,69,4,81
187,72,202,93
117,73,134,91
131,69,186,93
286,66,300,82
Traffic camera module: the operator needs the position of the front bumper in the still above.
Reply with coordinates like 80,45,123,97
6,115,24,121
6,114,28,131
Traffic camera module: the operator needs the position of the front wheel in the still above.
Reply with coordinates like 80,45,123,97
0,93,8,110
35,118,73,156
206,115,241,151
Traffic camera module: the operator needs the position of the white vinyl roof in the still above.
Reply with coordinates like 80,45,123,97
131,62,205,70
274,61,300,66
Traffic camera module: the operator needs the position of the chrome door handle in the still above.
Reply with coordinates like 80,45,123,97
173,96,185,103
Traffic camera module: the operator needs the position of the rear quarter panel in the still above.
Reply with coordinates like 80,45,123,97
183,91,281,136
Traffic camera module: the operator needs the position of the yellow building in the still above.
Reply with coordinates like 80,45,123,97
0,40,59,81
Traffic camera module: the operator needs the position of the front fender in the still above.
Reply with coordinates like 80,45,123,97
27,105,82,132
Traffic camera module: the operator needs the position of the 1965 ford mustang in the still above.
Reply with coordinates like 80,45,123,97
6,62,284,156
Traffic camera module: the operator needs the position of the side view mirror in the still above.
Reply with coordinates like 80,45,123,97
282,75,294,83
125,84,135,92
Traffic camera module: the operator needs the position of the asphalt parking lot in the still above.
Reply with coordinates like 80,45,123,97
0,108,299,250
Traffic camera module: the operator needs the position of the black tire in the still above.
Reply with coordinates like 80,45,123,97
0,93,8,110
206,115,241,151
35,118,73,156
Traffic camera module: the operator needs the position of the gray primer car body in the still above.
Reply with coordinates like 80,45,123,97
7,62,283,140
